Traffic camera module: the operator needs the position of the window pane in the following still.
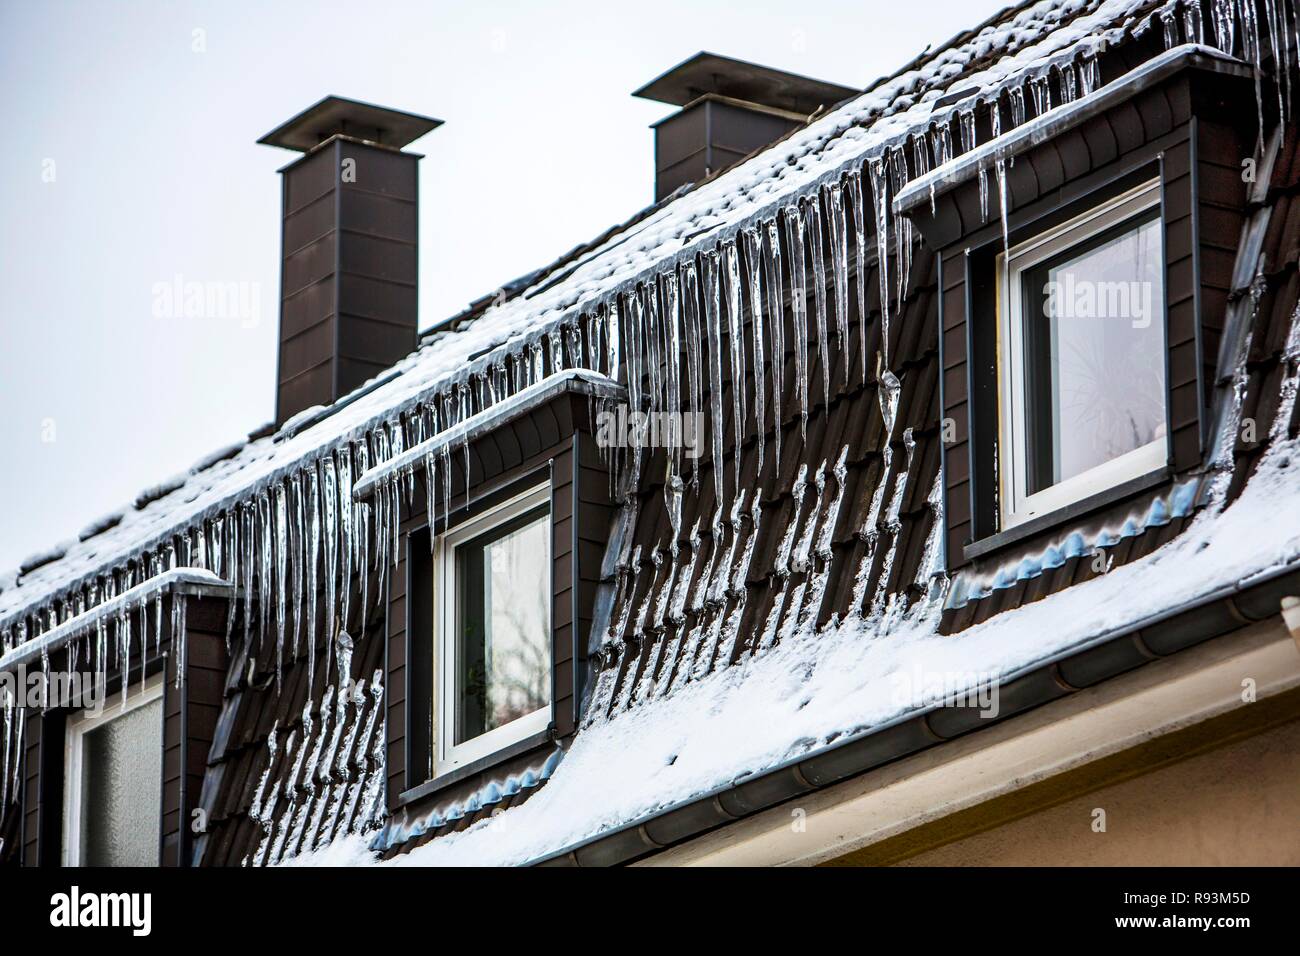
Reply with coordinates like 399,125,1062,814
1023,214,1166,493
78,696,163,866
455,505,550,744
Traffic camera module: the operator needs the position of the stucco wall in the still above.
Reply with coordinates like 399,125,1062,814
899,718,1300,866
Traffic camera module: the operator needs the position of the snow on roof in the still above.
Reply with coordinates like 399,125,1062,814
0,0,1175,626
292,415,1300,867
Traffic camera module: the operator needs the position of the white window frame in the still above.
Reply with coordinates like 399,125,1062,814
996,179,1167,530
62,674,164,866
433,483,552,776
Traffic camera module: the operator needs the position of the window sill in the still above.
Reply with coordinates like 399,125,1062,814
394,726,555,809
963,466,1171,563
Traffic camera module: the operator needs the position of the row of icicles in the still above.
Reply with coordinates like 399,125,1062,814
2,0,1295,808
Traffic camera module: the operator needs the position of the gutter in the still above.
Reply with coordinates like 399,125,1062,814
531,558,1300,866
352,369,626,501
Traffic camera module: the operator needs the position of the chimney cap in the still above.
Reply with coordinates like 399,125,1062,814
632,52,858,116
258,95,443,152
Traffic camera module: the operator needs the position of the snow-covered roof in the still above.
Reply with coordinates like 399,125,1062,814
9,0,1298,869
302,420,1300,866
1,0,1176,633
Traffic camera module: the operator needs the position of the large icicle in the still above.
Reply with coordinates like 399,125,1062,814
804,197,831,412
663,270,683,475
306,467,320,694
273,480,288,689
847,171,869,384
783,203,811,441
762,218,786,469
826,182,851,385
702,251,726,512
723,240,747,491
867,155,892,375
337,448,353,634
741,227,767,480
321,455,339,677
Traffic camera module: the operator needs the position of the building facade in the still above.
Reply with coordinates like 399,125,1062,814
3,0,1300,867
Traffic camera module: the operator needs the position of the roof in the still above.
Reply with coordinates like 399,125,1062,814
1,0,1165,625
9,0,1300,868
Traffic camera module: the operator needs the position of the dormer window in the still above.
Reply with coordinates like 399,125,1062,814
997,180,1168,528
434,484,552,772
384,369,621,813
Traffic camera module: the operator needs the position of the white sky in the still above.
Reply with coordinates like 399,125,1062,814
0,0,1009,572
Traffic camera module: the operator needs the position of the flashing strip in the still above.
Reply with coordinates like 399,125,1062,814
0,568,229,676
352,369,626,501
894,45,1252,217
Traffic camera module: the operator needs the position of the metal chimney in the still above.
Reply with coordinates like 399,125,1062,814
258,96,442,425
633,52,858,202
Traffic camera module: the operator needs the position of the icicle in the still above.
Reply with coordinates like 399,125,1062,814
1268,0,1289,121
867,156,892,374
152,583,162,666
357,451,371,632
1212,0,1236,53
1184,0,1204,45
241,503,255,644
762,218,786,468
663,270,683,472
804,197,831,412
605,299,621,383
337,449,353,634
258,492,272,650
290,474,304,657
321,456,339,677
723,240,747,491
782,203,810,441
1008,84,1027,128
119,605,131,708
995,157,1011,256
847,172,868,387
890,147,914,310
306,467,320,694
643,282,662,417
626,292,643,433
741,228,766,480
702,250,726,508
171,588,187,689
274,480,288,690
1059,62,1078,104
1030,74,1052,118
1161,8,1180,48
1242,0,1263,141
138,595,148,692
679,263,703,484
424,450,438,552
1079,52,1100,96
826,183,851,390
665,474,684,559
880,360,902,437
957,108,976,155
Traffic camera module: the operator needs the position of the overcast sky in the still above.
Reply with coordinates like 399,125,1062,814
0,0,1009,572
